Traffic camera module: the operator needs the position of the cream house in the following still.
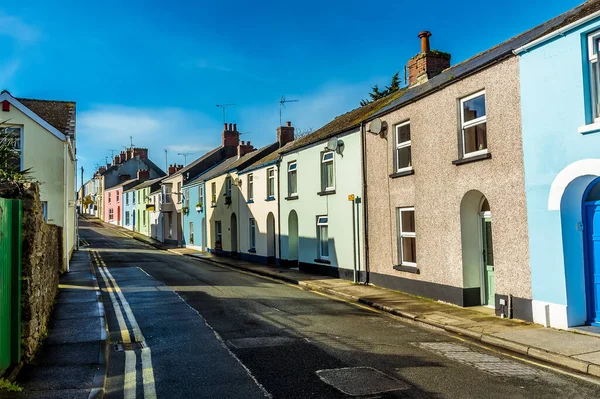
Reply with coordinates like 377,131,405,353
0,90,76,270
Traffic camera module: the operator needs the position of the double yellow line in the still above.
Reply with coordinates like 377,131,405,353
90,250,157,399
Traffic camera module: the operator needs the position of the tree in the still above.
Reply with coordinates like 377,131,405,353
360,72,401,106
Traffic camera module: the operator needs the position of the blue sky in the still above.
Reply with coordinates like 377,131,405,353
0,0,582,182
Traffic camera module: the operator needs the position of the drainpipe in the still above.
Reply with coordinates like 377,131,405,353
352,197,357,283
276,161,281,265
360,121,369,284
64,138,70,273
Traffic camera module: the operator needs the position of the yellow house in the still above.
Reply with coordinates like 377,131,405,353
0,91,76,271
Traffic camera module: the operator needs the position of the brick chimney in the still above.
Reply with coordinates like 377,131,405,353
137,169,150,181
277,121,295,148
167,164,184,175
407,31,450,87
119,151,126,163
114,155,120,165
98,166,106,174
222,123,240,157
237,140,255,158
106,163,111,169
133,148,148,159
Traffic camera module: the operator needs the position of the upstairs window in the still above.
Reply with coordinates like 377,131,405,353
1,127,22,170
225,177,232,198
267,168,275,198
132,192,135,205
321,151,335,191
396,207,416,267
198,185,204,207
211,182,217,205
108,192,111,204
126,193,129,205
137,190,140,203
177,182,182,203
249,218,256,250
185,189,190,207
460,91,487,157
589,32,600,121
317,216,329,259
395,121,412,172
288,161,297,196
116,191,120,203
247,174,254,200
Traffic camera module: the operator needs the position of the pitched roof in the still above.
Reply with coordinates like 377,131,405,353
187,157,239,184
370,0,600,120
238,141,295,174
227,142,279,172
105,178,139,191
130,176,164,191
166,146,222,180
16,97,76,138
279,88,406,154
101,157,165,177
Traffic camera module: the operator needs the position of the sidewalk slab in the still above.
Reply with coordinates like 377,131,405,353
493,328,600,356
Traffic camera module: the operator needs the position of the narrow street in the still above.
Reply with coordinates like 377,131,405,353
80,218,600,398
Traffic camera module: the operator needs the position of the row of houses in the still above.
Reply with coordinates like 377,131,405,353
87,1,600,330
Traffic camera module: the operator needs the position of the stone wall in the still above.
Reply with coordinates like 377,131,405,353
0,182,63,361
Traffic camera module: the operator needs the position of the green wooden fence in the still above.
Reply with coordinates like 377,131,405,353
0,198,22,373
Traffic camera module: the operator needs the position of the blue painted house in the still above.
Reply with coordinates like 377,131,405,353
122,187,137,231
181,177,206,250
516,2,600,329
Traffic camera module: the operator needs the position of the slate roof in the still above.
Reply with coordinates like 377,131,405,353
369,0,600,120
101,157,166,177
166,147,222,180
129,176,164,191
105,178,139,191
238,141,295,174
16,96,76,138
186,157,239,185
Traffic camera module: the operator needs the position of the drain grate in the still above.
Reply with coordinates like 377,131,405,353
114,341,147,352
227,336,297,349
416,342,546,378
316,367,408,396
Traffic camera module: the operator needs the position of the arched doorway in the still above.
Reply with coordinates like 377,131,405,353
460,190,495,306
288,210,299,266
584,178,600,325
267,212,276,264
231,213,238,255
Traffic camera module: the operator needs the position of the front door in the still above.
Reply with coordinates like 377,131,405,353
585,201,600,325
481,214,495,306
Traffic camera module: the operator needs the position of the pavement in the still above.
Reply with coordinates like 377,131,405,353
0,249,108,399
89,215,600,380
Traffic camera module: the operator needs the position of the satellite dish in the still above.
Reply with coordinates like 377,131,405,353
369,118,382,134
327,138,338,151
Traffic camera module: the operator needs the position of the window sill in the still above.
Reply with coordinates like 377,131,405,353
265,196,276,202
314,258,331,265
390,169,415,179
317,190,336,196
393,265,420,274
452,152,492,166
578,122,600,135
285,195,299,201
210,205,217,208
248,248,256,253
247,199,254,204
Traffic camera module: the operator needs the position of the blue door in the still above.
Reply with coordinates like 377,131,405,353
585,201,600,326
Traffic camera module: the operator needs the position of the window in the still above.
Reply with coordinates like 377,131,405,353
460,91,487,157
396,208,416,267
211,182,217,205
225,177,232,198
215,221,222,247
589,31,600,121
132,191,135,204
185,189,190,207
2,127,22,170
126,193,129,205
109,208,114,221
125,211,130,225
137,190,140,204
321,152,335,191
198,185,204,207
249,218,256,250
108,192,112,204
143,210,146,226
288,161,297,196
267,168,275,198
41,201,48,221
317,216,329,259
247,174,254,200
116,191,120,203
177,182,182,203
395,121,412,172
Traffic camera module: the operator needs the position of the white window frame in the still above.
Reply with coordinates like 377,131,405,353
198,185,204,207
109,208,114,221
267,168,275,198
177,182,182,204
215,221,222,244
225,177,232,198
321,151,335,191
249,218,256,250
288,161,297,196
317,216,329,260
108,192,112,204
211,182,217,205
2,126,23,170
589,31,600,122
116,191,120,203
247,173,254,200
460,90,488,158
397,207,416,267
395,121,412,173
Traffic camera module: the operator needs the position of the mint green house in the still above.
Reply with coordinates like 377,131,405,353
132,177,163,236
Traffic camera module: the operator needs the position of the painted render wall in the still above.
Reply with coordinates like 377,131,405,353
104,187,122,225
160,174,183,245
518,16,600,328
1,104,76,265
238,163,280,263
181,182,206,250
149,190,163,241
365,56,532,315
206,172,243,254
279,130,364,277
122,190,137,231
136,186,151,236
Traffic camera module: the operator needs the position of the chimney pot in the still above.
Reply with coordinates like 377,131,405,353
233,123,237,131
418,31,432,53
228,123,232,131
286,121,292,127
223,123,227,130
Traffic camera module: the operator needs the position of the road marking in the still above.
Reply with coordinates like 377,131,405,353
141,347,157,399
124,350,137,399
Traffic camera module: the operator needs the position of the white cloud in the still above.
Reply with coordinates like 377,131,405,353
0,12,41,44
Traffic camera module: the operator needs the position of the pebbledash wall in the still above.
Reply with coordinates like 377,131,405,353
517,12,600,328
364,56,533,320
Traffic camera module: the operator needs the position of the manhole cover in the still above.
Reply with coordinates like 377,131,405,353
316,367,408,396
227,336,297,349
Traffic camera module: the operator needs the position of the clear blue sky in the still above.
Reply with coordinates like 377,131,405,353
0,0,582,182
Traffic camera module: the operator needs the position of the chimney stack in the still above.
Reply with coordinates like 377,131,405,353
114,156,120,165
133,147,148,159
167,164,184,175
277,121,295,148
222,122,240,157
407,31,450,87
237,140,255,158
137,169,150,181
119,151,126,163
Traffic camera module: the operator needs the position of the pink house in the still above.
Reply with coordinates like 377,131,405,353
103,185,123,225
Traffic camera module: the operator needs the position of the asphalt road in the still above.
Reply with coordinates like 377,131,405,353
79,219,600,398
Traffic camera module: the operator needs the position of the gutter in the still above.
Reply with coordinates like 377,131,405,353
514,9,600,54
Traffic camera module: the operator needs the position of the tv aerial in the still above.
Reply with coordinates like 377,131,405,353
216,103,236,123
178,152,195,165
279,95,298,126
